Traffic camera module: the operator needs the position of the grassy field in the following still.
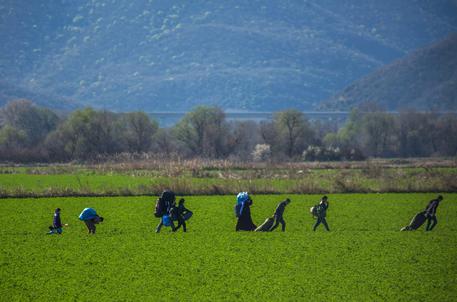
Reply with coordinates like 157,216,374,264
1,161,457,196
1,193,456,301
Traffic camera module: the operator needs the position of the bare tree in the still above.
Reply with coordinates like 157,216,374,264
120,112,158,153
173,106,229,158
274,110,315,158
1,99,59,145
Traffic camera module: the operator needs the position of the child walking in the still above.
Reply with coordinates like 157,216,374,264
47,208,64,235
174,198,193,232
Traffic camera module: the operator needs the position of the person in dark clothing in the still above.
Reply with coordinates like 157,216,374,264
174,198,192,232
236,195,257,231
156,204,176,233
313,196,330,231
156,190,177,233
269,198,291,232
84,216,104,234
425,195,443,231
48,208,64,235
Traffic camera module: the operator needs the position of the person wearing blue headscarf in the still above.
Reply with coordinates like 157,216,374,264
235,192,257,231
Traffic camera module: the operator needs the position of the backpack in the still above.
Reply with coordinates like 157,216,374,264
234,202,243,218
154,198,167,218
79,208,97,221
161,190,176,203
314,203,327,217
154,190,176,218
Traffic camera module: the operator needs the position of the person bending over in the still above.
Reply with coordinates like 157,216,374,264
79,208,104,234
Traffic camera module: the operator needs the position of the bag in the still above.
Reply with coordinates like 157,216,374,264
162,214,172,227
183,211,193,221
401,211,427,231
161,190,176,203
79,208,97,221
255,217,274,232
155,190,176,218
310,206,317,217
234,203,243,218
154,198,167,218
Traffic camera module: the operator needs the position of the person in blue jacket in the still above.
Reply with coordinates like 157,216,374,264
79,208,104,234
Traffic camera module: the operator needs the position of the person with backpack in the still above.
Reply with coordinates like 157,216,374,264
79,208,104,234
155,190,176,233
312,196,330,231
235,192,257,231
269,198,291,232
424,195,443,231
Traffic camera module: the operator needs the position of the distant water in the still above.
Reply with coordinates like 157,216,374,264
148,111,350,127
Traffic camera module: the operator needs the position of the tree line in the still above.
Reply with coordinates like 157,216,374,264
0,99,456,162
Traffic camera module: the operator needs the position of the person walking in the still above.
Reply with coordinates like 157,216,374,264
155,190,176,233
313,196,330,232
269,198,291,232
47,208,64,235
425,195,443,231
174,198,192,232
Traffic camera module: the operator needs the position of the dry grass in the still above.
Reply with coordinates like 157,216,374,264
0,157,456,197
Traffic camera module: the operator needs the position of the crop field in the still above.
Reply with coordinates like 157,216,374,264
1,193,456,301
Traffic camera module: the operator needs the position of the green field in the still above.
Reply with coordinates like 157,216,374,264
1,194,456,301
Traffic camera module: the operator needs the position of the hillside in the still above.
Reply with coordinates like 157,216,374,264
1,1,457,111
0,80,79,110
322,33,457,111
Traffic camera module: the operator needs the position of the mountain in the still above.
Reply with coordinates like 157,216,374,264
1,1,457,111
0,80,79,110
321,33,457,111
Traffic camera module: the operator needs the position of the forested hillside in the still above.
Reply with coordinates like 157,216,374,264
1,1,456,111
323,34,457,111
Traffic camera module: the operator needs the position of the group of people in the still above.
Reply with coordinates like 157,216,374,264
46,191,444,235
234,192,330,232
154,190,193,233
47,207,104,235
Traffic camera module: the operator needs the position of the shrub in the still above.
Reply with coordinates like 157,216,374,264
303,146,342,161
252,144,271,162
